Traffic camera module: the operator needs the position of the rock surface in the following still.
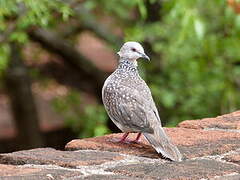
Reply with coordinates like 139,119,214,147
66,128,240,159
0,110,239,179
178,110,240,130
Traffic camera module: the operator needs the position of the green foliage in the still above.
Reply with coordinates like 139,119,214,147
84,0,147,20
0,0,110,138
149,0,240,125
85,0,240,126
0,0,72,76
0,44,9,77
0,0,72,30
52,90,110,138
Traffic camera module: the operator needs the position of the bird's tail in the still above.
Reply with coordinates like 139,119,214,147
143,127,182,161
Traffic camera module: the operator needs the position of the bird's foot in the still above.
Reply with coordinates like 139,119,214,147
109,133,142,144
118,132,129,142
130,133,142,144
113,132,142,144
109,132,131,144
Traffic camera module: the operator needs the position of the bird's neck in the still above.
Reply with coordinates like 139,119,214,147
118,58,138,70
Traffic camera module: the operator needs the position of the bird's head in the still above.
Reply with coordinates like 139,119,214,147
117,42,150,62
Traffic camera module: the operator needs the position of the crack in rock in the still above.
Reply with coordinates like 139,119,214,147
74,150,164,176
191,148,240,166
210,172,240,180
20,164,115,177
18,151,162,177
204,128,240,133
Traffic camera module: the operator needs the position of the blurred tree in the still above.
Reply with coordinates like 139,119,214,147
5,42,43,149
0,0,72,148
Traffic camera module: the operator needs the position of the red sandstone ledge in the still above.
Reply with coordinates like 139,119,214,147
66,128,240,159
178,110,240,130
66,111,240,160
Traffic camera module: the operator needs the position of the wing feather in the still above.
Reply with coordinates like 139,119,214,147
104,85,154,133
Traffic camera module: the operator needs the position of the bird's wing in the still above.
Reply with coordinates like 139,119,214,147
106,85,157,133
125,78,162,124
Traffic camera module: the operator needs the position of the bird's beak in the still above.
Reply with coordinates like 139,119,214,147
140,52,150,61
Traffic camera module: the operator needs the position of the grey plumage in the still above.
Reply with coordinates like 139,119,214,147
102,42,182,161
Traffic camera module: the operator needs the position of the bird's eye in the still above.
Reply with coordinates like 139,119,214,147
131,48,136,52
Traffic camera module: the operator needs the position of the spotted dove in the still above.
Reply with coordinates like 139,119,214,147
102,42,182,161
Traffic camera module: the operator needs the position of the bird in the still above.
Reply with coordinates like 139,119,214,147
102,41,182,161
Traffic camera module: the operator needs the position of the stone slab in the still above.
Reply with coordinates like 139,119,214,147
65,128,240,159
0,148,123,168
223,149,240,166
178,111,240,130
67,174,141,180
66,133,159,159
107,159,240,180
0,164,83,180
212,173,240,180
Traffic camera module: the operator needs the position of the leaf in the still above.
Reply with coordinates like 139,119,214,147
0,44,9,74
9,31,28,43
94,125,109,136
137,0,147,19
234,15,240,30
60,5,73,21
161,90,177,108
194,18,205,40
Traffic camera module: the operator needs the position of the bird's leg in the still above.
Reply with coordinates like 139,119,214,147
132,133,141,143
119,132,129,143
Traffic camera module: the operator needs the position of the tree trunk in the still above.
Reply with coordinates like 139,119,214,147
5,42,44,150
